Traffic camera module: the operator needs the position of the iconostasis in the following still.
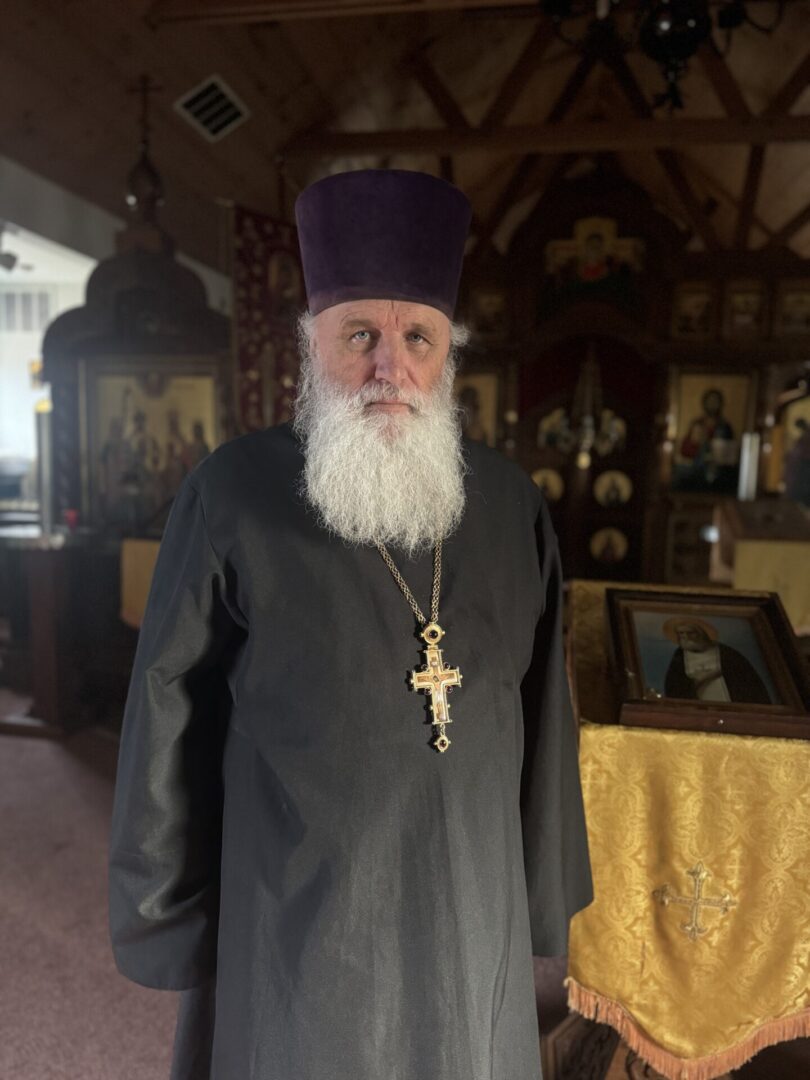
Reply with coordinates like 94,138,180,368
457,164,810,586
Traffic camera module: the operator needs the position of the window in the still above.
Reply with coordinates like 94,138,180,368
0,290,53,334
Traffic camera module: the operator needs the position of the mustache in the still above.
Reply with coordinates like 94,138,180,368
351,381,426,411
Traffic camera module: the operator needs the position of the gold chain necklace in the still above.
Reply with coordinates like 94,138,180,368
376,540,462,753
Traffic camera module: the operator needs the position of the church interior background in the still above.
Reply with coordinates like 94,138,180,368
1,1,809,1077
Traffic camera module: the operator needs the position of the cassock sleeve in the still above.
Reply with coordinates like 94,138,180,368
108,475,245,991
520,498,593,956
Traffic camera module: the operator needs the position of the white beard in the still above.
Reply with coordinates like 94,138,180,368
292,353,467,557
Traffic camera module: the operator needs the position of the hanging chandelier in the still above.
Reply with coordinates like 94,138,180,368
540,0,786,109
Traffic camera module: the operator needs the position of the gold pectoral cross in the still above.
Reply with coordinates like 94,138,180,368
410,622,462,753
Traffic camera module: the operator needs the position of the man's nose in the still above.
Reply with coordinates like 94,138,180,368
371,333,407,387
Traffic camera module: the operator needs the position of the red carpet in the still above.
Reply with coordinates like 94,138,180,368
1,726,176,1079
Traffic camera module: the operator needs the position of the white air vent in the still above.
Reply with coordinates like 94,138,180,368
174,75,250,142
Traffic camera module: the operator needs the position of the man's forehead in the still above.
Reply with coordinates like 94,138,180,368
331,300,445,331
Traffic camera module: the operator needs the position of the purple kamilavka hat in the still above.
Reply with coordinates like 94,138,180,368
294,169,472,319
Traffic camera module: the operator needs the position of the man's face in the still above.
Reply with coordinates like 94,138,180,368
294,297,465,555
310,298,451,417
675,623,711,651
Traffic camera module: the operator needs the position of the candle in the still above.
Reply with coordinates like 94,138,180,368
737,432,761,501
35,398,53,536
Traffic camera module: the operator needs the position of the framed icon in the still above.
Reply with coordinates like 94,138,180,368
722,279,767,339
605,588,810,738
671,282,716,341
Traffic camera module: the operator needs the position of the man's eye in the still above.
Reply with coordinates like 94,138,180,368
351,330,370,342
408,333,426,343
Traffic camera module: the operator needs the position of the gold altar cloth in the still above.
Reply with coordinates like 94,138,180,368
734,540,810,636
120,538,160,629
566,581,810,1080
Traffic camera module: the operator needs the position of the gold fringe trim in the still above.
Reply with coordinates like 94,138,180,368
565,977,810,1080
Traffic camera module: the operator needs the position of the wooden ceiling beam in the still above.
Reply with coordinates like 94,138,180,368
283,114,810,157
479,22,556,132
149,0,538,25
736,52,810,252
766,201,810,248
408,50,472,130
601,47,654,118
682,155,773,240
604,50,721,251
697,42,756,249
725,49,810,251
734,145,765,249
655,148,720,251
471,53,595,255
544,52,595,124
276,23,345,121
722,50,809,249
698,42,753,120
766,51,810,116
473,152,575,255
472,155,544,256
655,163,719,250
407,23,556,215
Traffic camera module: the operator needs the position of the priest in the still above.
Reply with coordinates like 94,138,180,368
108,168,593,1080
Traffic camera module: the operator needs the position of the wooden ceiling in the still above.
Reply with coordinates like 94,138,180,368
4,0,810,272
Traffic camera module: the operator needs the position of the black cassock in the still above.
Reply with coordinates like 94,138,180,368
109,423,592,1080
664,643,771,703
